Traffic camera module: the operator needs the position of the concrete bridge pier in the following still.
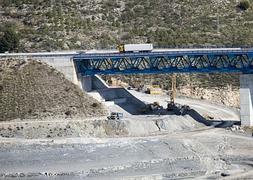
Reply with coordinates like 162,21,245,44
79,75,109,92
240,74,253,126
80,76,92,92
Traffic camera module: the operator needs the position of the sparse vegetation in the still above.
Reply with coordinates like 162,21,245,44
0,24,20,53
0,0,253,51
0,59,106,121
238,0,251,10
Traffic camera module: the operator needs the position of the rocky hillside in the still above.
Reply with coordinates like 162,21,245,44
104,73,240,107
0,59,107,121
0,0,248,108
0,0,253,51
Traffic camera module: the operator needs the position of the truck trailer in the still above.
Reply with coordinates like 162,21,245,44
118,44,153,53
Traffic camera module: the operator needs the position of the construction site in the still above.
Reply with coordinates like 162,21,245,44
1,0,253,178
0,51,252,179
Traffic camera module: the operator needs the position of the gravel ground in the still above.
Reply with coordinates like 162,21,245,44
0,128,252,179
0,61,251,179
0,115,205,139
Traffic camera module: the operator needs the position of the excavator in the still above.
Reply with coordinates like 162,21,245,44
167,74,177,111
139,74,190,115
167,74,190,115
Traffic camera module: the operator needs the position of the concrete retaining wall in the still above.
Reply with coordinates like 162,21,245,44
79,75,109,92
38,57,79,85
92,75,109,90
97,88,146,115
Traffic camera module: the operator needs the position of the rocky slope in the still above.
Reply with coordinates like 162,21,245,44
104,73,240,107
178,85,239,108
0,59,107,121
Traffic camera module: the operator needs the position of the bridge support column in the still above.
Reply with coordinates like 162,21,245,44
80,76,92,92
240,74,253,126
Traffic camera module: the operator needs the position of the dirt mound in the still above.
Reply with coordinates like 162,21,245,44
0,59,107,121
0,115,204,139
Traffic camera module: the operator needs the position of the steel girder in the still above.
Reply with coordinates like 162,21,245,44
73,51,253,75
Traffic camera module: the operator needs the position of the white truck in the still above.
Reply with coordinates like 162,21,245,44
118,44,153,53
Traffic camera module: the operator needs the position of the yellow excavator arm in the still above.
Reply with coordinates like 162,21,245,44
170,74,176,104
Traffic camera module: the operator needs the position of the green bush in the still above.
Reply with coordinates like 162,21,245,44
238,0,251,10
0,25,20,53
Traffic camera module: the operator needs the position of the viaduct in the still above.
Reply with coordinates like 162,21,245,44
1,48,253,126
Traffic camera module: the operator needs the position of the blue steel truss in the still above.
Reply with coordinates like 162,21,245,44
73,49,253,75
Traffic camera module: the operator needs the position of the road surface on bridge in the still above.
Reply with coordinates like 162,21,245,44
0,47,245,58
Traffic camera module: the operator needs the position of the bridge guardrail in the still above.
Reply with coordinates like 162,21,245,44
74,49,253,59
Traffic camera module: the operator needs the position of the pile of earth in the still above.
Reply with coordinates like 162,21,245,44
0,59,107,121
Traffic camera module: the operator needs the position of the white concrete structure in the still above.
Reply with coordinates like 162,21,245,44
0,52,109,91
240,74,253,126
79,75,109,92
79,76,92,91
38,57,78,84
0,52,78,84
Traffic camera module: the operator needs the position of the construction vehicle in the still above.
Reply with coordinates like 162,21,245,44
140,102,163,114
177,104,191,115
148,102,163,111
166,74,191,115
167,102,190,115
167,74,177,111
107,112,123,120
118,44,153,53
146,84,162,95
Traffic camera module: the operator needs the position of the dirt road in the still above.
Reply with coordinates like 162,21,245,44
127,90,239,121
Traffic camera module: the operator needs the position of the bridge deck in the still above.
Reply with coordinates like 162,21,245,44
73,49,253,75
